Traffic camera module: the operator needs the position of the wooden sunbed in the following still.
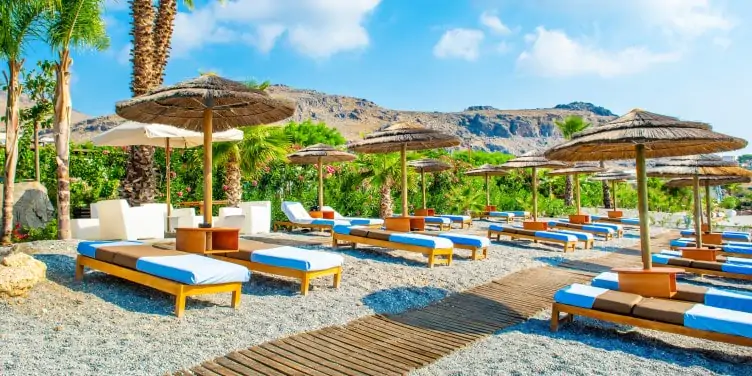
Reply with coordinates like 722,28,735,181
551,222,616,240
75,249,242,318
477,211,515,223
551,302,752,347
332,228,454,268
209,239,342,295
488,226,577,252
655,253,752,282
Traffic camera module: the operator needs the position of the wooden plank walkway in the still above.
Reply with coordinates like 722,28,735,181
172,266,593,376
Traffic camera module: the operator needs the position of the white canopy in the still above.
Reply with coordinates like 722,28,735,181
92,121,243,148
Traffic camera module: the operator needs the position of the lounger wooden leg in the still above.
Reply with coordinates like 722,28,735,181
333,267,342,289
471,248,478,260
301,274,311,296
550,304,561,332
428,253,435,268
482,247,488,259
175,286,187,318
231,285,241,309
446,253,453,266
75,257,85,281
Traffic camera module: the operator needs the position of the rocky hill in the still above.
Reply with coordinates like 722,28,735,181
68,85,616,154
0,92,89,131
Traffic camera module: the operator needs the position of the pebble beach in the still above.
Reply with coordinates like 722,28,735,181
1,223,751,375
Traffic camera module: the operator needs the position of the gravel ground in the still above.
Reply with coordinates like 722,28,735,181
1,222,644,375
412,310,752,376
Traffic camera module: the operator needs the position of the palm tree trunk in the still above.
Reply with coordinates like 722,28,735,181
53,49,73,240
122,0,158,206
153,0,176,86
1,60,23,244
564,175,573,206
34,119,41,182
379,179,394,219
600,161,612,209
224,146,241,207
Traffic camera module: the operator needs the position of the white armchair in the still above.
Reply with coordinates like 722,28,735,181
215,207,245,228
168,207,200,232
94,199,165,240
238,201,271,234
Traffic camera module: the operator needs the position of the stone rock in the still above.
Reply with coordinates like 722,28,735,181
0,252,47,297
0,181,55,229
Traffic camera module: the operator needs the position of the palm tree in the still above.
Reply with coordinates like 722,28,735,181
121,0,198,206
554,115,591,206
44,0,109,239
213,126,290,206
358,154,403,218
21,60,55,182
0,0,48,244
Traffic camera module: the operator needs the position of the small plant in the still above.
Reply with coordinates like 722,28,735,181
720,196,739,210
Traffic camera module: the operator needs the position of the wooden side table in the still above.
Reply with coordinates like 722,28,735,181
322,211,335,219
523,221,548,231
677,247,719,262
175,227,239,254
612,267,684,298
309,211,323,219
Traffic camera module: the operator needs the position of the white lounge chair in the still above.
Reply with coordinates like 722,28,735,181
274,201,349,234
94,199,165,240
321,206,383,227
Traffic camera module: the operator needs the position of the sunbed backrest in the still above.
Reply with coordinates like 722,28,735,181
282,201,312,221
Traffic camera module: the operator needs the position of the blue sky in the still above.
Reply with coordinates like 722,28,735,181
23,0,752,153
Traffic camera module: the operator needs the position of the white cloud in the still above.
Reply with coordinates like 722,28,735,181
479,11,511,35
171,0,380,58
496,41,512,54
638,0,734,38
117,43,132,65
518,27,680,78
713,36,732,49
433,28,485,61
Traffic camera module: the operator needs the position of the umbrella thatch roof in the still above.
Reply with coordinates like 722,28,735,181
465,164,508,176
589,170,636,182
115,75,296,132
547,162,604,176
647,154,752,178
501,150,569,170
665,176,752,188
287,143,356,164
408,158,452,173
544,109,747,161
347,122,461,153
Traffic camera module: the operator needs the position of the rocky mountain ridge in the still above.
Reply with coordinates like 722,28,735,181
64,85,616,155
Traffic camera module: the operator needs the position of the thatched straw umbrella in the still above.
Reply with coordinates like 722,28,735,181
547,163,604,216
408,158,451,209
666,175,752,233
647,154,752,247
348,122,461,216
545,109,747,275
92,121,243,231
464,164,508,208
589,170,636,213
500,151,568,223
116,74,295,227
287,144,356,210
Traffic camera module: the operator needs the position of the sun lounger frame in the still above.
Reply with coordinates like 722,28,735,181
667,245,752,260
332,233,454,268
477,212,515,223
488,228,577,253
593,218,639,228
550,302,752,347
446,217,473,229
676,266,752,281
211,255,342,296
273,221,381,235
551,223,619,240
75,255,242,317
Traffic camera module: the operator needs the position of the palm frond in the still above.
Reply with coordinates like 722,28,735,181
44,0,109,52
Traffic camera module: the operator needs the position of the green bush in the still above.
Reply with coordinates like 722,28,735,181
721,196,740,210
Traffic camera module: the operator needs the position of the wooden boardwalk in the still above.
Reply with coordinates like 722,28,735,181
172,266,593,376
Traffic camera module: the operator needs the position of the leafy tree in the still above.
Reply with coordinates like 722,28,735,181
554,115,591,207
43,0,109,239
21,60,55,182
357,153,403,218
213,126,290,206
738,154,752,164
0,0,48,244
284,119,346,147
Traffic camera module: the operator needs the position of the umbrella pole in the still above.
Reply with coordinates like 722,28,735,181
401,143,408,216
485,174,490,207
421,170,426,209
635,144,651,270
202,109,213,227
317,156,324,209
612,180,617,211
166,139,172,232
532,167,538,222
693,174,703,248
574,173,581,214
705,181,712,233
